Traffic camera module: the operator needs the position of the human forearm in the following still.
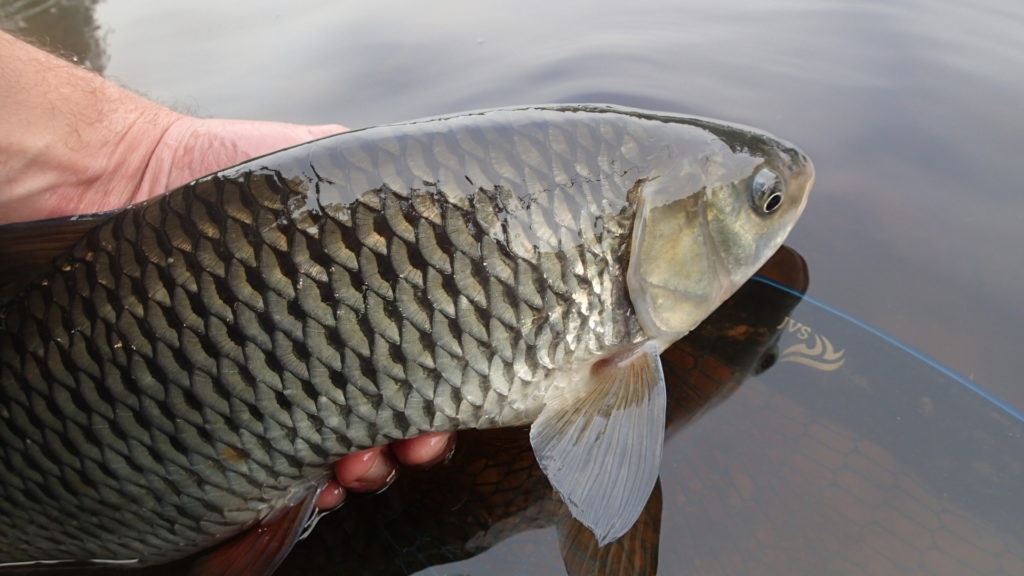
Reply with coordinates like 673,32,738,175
0,32,347,225
0,31,180,223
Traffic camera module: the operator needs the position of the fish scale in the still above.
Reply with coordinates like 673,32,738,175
0,109,645,565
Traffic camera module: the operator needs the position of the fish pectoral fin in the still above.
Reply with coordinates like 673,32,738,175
557,479,663,576
530,342,666,547
0,211,114,302
189,488,319,576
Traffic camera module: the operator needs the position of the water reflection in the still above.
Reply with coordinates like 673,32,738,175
0,0,106,72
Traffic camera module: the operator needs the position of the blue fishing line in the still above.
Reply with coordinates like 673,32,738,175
752,275,1024,425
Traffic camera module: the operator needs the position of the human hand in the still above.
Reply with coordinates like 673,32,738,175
128,116,345,206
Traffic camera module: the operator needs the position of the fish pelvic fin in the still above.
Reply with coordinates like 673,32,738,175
0,211,114,302
188,488,319,576
530,341,666,546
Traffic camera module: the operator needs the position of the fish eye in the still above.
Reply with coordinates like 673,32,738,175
752,168,784,214
755,347,778,375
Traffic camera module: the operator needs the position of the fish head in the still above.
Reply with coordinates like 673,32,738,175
626,116,814,347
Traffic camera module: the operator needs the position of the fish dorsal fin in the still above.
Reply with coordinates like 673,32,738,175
530,342,666,546
0,212,114,301
557,479,663,576
189,490,319,576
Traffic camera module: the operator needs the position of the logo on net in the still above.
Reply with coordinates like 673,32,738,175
776,317,846,372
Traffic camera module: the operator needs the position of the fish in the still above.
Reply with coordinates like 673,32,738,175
0,104,814,575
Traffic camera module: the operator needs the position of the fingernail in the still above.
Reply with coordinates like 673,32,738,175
315,481,346,511
351,449,397,493
441,434,457,464
418,433,457,467
373,467,398,494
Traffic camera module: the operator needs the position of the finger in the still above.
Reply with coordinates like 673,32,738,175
390,432,456,467
315,479,347,511
332,446,397,493
151,118,348,198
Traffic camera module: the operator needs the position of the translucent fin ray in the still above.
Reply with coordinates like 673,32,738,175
530,342,666,546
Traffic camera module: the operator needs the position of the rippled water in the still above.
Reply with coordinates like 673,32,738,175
2,0,1022,574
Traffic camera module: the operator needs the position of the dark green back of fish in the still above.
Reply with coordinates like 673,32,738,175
0,107,663,565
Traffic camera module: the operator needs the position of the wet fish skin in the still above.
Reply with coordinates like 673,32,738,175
0,105,812,569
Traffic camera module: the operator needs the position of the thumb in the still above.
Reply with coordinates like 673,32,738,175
137,117,348,203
